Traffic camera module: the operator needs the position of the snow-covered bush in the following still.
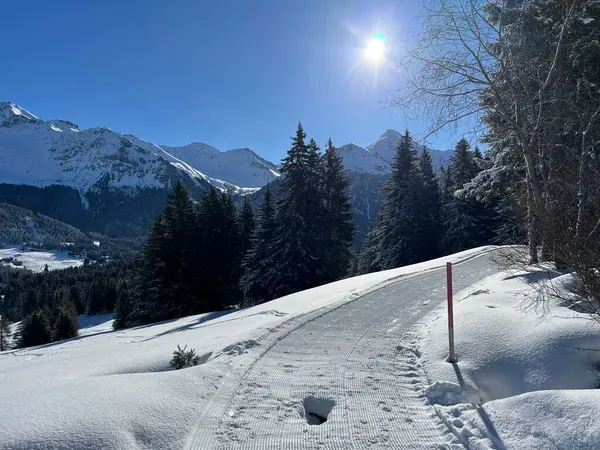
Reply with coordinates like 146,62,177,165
169,345,200,370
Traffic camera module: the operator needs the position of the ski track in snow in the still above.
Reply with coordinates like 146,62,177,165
185,254,498,449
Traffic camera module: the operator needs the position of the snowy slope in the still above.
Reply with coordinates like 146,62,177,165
161,144,280,189
416,263,600,449
0,102,270,194
0,247,497,450
0,102,215,194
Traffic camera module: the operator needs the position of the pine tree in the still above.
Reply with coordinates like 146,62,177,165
360,130,424,271
194,188,241,311
130,213,169,325
449,139,479,189
239,195,255,259
52,296,78,342
320,138,355,282
113,282,132,330
440,139,495,254
240,185,277,305
130,181,196,325
417,148,441,260
20,310,51,348
0,316,11,351
162,181,197,316
219,191,242,307
268,123,325,298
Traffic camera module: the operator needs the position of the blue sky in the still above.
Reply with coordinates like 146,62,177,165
1,0,465,162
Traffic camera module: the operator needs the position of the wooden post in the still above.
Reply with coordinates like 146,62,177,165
446,262,456,363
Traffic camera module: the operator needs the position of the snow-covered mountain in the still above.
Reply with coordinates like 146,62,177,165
0,102,277,195
161,143,280,189
337,129,452,174
0,102,213,193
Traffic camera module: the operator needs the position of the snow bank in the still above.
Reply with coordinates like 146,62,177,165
418,269,600,449
0,246,495,450
0,247,84,272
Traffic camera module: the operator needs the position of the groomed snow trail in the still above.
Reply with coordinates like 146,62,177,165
186,254,498,449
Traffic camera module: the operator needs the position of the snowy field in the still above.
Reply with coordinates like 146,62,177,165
417,265,600,449
0,247,496,450
3,246,596,449
0,247,84,272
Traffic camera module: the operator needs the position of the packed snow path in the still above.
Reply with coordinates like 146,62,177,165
186,254,498,449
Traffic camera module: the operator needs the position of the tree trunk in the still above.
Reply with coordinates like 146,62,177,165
575,134,589,241
527,182,539,264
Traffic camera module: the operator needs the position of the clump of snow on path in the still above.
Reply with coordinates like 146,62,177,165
0,247,84,272
418,268,600,449
0,246,494,450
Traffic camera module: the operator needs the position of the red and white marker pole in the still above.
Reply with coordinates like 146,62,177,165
446,262,456,363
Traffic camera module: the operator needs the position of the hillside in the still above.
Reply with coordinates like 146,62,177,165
0,203,88,247
0,203,140,257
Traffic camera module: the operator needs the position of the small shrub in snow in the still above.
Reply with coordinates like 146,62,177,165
170,345,200,370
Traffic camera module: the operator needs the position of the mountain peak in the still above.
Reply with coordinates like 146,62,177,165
382,128,401,137
0,102,39,126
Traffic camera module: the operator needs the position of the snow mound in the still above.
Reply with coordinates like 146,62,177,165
418,268,600,449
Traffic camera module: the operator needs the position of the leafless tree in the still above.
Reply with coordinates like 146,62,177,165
391,0,583,264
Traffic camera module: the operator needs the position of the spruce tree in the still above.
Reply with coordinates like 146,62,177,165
130,181,196,325
240,185,277,305
320,138,355,281
268,123,324,298
0,316,11,351
162,181,197,316
417,148,441,260
239,195,255,259
113,282,132,330
449,139,479,189
440,139,495,254
360,130,424,271
20,309,51,348
52,298,78,342
130,213,169,325
194,188,241,311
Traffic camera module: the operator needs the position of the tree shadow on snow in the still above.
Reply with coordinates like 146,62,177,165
136,309,239,342
503,268,561,284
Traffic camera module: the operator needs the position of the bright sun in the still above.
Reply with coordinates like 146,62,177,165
364,36,385,62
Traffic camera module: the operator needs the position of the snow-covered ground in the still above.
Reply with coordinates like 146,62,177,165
0,247,496,450
0,247,84,272
417,266,600,449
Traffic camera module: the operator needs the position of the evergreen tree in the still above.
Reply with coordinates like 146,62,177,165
320,138,355,281
130,181,196,325
194,188,241,311
130,213,168,325
20,309,51,348
52,296,78,342
161,181,197,316
239,195,255,259
268,123,325,298
240,185,277,305
449,139,479,189
440,139,495,254
359,130,424,271
418,148,441,260
0,316,11,351
113,282,132,330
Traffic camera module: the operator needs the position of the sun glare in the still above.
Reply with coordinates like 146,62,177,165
364,36,385,63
